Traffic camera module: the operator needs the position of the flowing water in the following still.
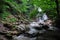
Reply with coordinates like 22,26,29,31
13,13,60,40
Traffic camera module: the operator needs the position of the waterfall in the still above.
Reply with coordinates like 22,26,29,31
42,13,48,20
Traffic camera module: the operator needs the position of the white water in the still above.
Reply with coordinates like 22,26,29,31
42,13,48,20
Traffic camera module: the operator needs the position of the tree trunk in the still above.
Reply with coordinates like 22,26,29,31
55,0,60,28
55,0,60,16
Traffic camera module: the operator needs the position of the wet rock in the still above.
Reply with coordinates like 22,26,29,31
0,23,9,32
17,24,26,31
0,35,8,40
13,35,36,40
30,22,40,27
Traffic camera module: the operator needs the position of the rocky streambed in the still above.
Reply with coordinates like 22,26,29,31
12,14,60,40
0,14,60,40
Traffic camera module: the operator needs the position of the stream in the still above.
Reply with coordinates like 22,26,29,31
13,13,60,40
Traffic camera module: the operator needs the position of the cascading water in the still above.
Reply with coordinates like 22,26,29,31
13,7,59,40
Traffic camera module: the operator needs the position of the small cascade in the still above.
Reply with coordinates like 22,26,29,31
13,12,58,40
42,13,48,20
37,13,48,24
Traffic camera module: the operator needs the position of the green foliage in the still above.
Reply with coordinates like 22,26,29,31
1,11,10,20
20,0,57,19
0,0,58,22
10,18,17,22
29,9,38,19
1,11,17,22
28,0,57,19
29,0,56,11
